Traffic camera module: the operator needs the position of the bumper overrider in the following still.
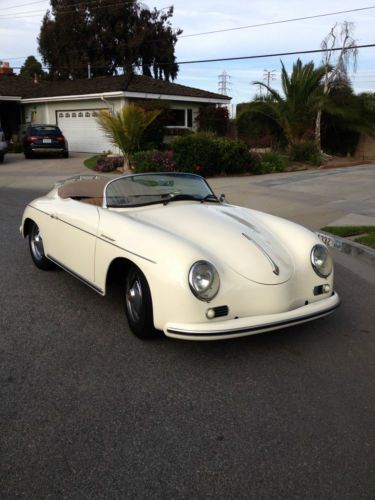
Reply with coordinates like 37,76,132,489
165,291,340,341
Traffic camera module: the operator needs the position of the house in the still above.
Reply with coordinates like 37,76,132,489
0,65,231,153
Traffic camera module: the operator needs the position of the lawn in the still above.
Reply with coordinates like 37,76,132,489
321,226,375,249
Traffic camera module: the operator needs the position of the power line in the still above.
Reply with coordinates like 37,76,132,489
176,44,375,66
8,43,375,70
179,6,375,39
0,0,47,11
0,0,167,19
0,0,134,13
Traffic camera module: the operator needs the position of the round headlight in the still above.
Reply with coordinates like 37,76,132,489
311,244,333,278
189,260,220,301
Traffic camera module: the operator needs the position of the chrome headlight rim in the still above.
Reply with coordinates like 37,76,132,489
188,260,220,302
311,244,333,278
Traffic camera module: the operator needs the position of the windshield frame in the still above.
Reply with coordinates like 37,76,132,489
103,172,216,209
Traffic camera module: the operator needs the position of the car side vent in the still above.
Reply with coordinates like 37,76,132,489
213,306,229,318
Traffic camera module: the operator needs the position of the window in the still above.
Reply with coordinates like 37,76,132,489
166,109,194,128
65,113,70,118
58,113,63,118
72,112,77,118
85,112,90,117
78,112,83,117
168,109,185,127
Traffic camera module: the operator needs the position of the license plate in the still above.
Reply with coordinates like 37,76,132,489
43,138,52,144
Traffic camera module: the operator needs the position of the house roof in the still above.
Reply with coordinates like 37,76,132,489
0,73,230,101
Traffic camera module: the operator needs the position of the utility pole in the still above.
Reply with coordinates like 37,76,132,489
263,69,276,95
218,71,231,96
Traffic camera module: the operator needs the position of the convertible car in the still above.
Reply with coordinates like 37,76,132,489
20,172,340,340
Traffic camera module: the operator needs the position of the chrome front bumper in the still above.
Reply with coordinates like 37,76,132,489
165,292,340,341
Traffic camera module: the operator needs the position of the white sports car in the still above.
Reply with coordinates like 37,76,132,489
20,172,340,340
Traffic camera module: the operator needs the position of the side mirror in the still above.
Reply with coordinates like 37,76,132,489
219,193,227,203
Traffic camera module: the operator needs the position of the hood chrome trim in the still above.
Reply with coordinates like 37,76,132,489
242,232,280,276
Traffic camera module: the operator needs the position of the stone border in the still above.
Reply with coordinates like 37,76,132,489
316,230,375,267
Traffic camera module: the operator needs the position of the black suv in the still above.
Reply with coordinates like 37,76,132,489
0,127,7,163
23,124,69,159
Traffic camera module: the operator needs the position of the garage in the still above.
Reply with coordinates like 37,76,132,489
57,109,113,153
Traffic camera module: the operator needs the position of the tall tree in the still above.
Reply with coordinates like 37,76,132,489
315,22,358,151
252,59,326,148
38,0,181,81
20,55,46,79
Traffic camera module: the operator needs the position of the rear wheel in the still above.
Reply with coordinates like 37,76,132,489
28,222,56,270
24,152,32,159
0,154,4,164
62,151,69,158
124,264,158,339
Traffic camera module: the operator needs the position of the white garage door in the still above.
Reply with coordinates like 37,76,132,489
57,109,113,153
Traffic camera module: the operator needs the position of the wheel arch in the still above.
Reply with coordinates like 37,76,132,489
22,217,36,238
104,256,136,294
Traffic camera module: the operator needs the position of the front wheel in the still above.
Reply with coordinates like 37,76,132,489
124,264,158,339
28,222,56,270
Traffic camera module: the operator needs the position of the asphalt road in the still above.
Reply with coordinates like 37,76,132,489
1,163,375,498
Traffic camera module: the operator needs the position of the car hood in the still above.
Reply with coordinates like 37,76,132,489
125,203,294,285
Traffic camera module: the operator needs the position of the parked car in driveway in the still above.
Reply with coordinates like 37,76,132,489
0,127,7,163
20,172,340,341
23,124,69,159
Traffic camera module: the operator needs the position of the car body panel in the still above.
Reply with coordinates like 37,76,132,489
21,174,339,340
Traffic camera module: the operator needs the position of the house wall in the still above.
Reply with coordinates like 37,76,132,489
22,97,202,152
23,97,126,126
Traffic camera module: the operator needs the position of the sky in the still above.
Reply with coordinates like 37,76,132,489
0,0,374,113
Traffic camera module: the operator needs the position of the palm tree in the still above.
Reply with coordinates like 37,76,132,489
252,59,326,149
96,104,160,170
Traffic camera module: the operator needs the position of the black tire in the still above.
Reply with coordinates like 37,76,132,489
28,222,56,271
0,154,4,164
24,152,32,159
62,151,69,158
124,264,158,339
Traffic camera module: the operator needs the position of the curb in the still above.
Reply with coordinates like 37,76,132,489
319,161,370,170
316,230,375,267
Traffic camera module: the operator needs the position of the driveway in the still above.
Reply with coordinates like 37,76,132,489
0,157,374,498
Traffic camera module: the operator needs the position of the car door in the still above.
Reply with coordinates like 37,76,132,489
46,198,100,286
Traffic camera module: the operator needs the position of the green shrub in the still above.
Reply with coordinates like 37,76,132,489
96,155,124,172
250,151,288,174
196,105,229,136
290,141,322,165
172,133,221,176
131,150,175,173
215,138,251,174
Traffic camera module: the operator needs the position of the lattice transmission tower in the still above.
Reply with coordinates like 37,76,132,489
218,71,231,96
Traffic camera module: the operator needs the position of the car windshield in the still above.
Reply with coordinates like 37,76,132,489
104,173,217,208
30,126,61,136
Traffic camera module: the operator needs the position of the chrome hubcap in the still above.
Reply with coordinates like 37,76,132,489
126,278,143,323
31,226,45,261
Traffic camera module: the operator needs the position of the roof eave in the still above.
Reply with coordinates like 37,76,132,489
20,90,231,105
0,95,22,101
124,90,231,104
20,91,125,103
